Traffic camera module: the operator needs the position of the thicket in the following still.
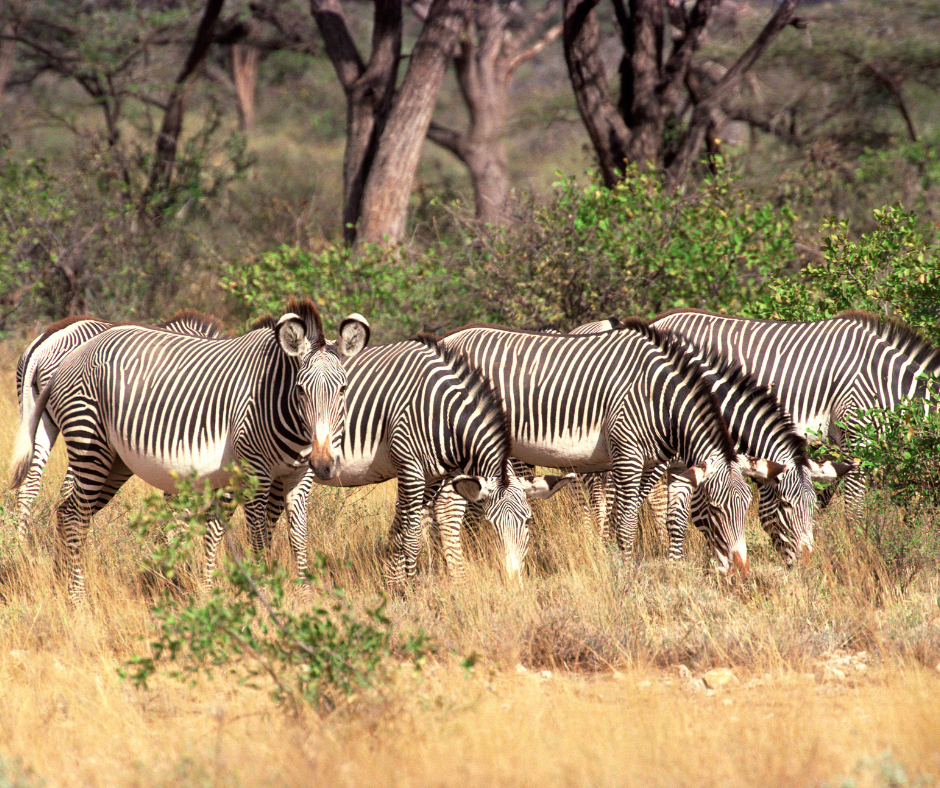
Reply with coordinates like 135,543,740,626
120,471,429,714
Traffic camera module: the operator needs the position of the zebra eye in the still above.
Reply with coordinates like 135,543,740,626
339,385,347,395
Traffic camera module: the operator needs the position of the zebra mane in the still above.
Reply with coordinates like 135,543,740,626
159,309,227,339
249,314,277,332
286,297,326,350
412,332,513,486
34,314,109,344
837,310,940,375
620,317,807,466
616,318,741,465
249,300,327,349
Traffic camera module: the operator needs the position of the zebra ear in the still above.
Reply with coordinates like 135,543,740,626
807,458,857,481
739,455,787,483
674,455,722,488
518,473,577,499
336,314,371,360
450,475,493,503
275,314,311,357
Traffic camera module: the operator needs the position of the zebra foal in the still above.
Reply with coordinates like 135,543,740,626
9,299,369,602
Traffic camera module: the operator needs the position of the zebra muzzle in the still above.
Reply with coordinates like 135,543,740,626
308,438,338,480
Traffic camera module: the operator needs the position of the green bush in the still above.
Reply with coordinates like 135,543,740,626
746,204,940,341
220,242,472,340
432,161,799,329
121,471,429,713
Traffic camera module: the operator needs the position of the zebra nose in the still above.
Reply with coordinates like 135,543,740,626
798,543,814,565
309,438,337,480
731,548,750,579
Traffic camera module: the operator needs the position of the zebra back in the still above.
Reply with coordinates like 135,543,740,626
837,310,940,380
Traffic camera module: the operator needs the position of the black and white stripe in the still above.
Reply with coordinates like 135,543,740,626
265,335,571,586
12,311,227,538
432,320,785,575
9,299,369,602
651,309,928,537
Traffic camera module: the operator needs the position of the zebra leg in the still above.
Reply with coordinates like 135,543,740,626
665,472,693,562
14,411,59,539
55,453,132,604
757,483,796,564
608,451,644,558
281,469,313,578
242,471,274,558
582,472,611,539
202,512,226,589
384,470,426,589
429,481,470,580
637,465,668,552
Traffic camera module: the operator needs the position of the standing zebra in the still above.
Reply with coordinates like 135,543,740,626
9,299,369,602
651,309,932,528
12,310,226,538
262,333,573,586
428,320,795,577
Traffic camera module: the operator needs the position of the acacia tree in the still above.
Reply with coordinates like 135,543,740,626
308,0,472,246
563,0,803,190
420,0,562,224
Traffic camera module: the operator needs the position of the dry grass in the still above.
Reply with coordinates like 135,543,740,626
1,339,940,788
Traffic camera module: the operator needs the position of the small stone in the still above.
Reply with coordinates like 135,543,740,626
515,664,529,674
823,665,847,682
702,668,738,690
539,670,552,680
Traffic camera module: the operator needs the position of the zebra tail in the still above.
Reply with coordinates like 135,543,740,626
9,378,54,491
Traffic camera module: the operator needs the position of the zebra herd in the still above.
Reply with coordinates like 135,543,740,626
8,300,938,603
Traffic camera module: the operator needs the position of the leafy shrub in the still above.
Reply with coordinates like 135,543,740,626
121,471,429,713
432,161,799,329
220,242,472,339
746,204,940,341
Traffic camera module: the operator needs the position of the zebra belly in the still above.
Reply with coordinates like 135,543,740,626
320,443,398,488
109,429,238,493
511,434,610,473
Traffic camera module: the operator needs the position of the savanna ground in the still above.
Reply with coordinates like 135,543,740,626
1,336,940,788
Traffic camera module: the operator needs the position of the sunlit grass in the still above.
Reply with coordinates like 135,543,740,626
1,338,940,787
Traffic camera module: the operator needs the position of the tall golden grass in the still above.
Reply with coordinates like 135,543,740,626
1,338,939,788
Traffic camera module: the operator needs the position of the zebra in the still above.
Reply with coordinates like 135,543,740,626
650,308,930,533
9,299,369,602
259,333,573,587
12,310,227,538
426,319,798,578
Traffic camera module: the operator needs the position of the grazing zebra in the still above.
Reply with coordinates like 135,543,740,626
651,309,935,524
12,310,227,538
262,334,573,586
427,320,795,578
9,299,369,602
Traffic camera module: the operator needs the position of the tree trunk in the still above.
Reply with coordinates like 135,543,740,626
424,0,560,224
665,0,801,190
564,0,799,191
232,43,260,133
141,0,226,215
356,0,471,247
0,23,16,101
562,0,629,187
311,0,402,243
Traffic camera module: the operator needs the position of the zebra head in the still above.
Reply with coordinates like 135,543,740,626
740,456,854,567
275,306,370,481
449,472,574,580
674,454,752,576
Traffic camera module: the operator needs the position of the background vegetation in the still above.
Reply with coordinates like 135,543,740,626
1,0,940,785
